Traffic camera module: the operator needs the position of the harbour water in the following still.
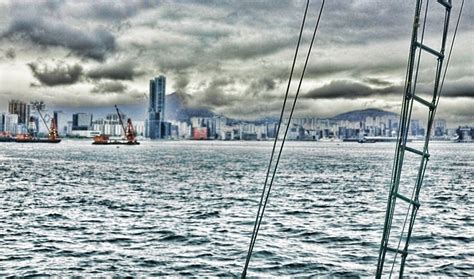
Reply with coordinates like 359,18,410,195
0,141,472,276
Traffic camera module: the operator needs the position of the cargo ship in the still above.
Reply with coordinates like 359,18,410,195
92,105,139,145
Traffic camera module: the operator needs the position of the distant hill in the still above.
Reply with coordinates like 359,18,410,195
165,92,214,122
331,108,397,122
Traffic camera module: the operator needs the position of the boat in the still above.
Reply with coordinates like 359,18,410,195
15,133,61,143
0,132,14,142
92,105,140,145
358,136,413,143
92,134,140,145
14,103,62,143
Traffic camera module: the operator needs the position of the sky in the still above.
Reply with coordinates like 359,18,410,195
0,0,472,126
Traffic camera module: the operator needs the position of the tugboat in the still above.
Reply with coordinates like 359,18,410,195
15,102,61,143
92,105,140,145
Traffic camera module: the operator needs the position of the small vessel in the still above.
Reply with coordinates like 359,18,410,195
92,105,139,145
15,133,61,143
0,132,14,142
92,134,140,145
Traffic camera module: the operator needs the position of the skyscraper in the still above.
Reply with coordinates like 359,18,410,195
147,75,166,139
72,113,92,130
8,100,30,124
54,111,68,136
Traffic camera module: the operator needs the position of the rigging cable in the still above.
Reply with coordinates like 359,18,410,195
242,0,326,277
242,2,310,276
437,0,464,103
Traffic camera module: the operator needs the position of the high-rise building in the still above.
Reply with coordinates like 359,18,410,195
54,111,68,136
8,100,30,124
72,113,92,130
0,113,4,132
3,113,19,134
147,75,166,139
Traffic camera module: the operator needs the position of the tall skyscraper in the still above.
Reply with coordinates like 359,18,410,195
72,113,92,130
8,100,30,124
147,75,166,139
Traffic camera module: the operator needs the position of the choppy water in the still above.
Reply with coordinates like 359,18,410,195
0,140,472,276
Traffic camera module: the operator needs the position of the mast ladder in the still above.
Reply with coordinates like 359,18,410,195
376,0,453,277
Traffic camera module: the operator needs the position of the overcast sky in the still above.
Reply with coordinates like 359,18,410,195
0,0,472,125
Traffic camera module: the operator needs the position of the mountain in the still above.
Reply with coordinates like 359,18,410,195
331,108,397,122
165,92,214,122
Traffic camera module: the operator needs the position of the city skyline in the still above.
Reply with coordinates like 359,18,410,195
0,1,473,126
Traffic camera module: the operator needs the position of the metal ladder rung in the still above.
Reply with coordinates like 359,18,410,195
403,145,430,158
386,246,408,256
395,192,420,208
437,0,452,9
412,94,436,110
415,42,444,58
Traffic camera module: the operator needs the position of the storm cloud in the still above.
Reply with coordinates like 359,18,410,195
303,80,403,99
91,81,128,94
0,0,472,125
28,61,83,86
87,61,144,81
2,17,116,61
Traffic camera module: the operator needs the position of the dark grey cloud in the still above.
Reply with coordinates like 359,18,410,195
2,17,115,61
245,77,277,96
363,77,394,87
28,61,83,86
5,48,15,59
213,34,294,60
303,80,402,99
193,77,238,107
87,61,144,80
82,1,158,21
91,81,127,94
436,80,474,98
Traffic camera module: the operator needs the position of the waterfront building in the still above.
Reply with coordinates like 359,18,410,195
72,113,92,130
8,100,30,124
147,75,166,139
0,113,4,132
3,113,19,135
53,111,68,136
433,119,447,137
133,121,145,137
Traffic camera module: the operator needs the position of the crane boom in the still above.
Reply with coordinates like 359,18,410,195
115,105,127,137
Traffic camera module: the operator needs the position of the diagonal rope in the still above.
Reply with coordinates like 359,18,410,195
242,0,310,277
242,0,326,277
437,0,465,105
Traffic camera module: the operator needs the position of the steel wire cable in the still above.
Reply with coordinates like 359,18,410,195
437,0,465,105
242,0,325,277
241,0,310,277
